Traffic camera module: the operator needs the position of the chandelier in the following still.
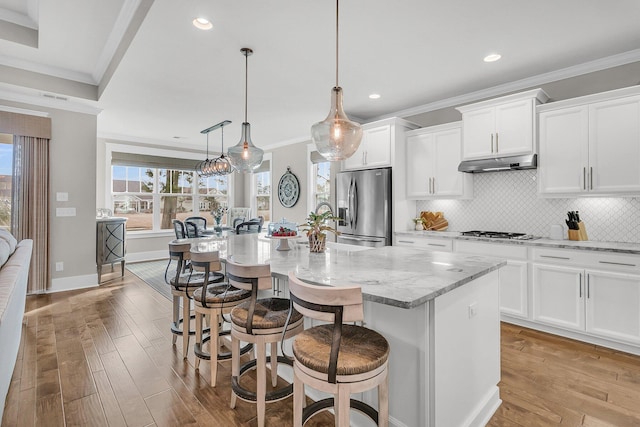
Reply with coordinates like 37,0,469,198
196,120,234,177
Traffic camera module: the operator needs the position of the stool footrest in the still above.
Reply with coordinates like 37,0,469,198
194,332,252,361
231,356,294,402
171,316,210,337
302,397,378,425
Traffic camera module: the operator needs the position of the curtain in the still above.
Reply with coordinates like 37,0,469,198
12,135,49,294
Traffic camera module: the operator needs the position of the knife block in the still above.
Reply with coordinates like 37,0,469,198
568,222,588,241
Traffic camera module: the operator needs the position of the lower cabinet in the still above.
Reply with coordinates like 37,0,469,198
532,261,640,345
394,235,453,252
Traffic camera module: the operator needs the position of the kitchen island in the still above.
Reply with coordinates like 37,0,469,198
189,233,506,427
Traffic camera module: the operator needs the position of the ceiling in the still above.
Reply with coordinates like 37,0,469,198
1,0,640,152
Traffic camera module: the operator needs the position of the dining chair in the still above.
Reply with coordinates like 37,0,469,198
172,219,186,239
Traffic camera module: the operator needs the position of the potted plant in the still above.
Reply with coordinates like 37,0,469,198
412,217,425,231
299,211,340,253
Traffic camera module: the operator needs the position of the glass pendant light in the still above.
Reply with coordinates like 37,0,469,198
196,131,213,177
228,47,264,173
311,0,362,161
210,123,234,175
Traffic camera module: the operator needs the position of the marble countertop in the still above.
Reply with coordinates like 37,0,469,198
395,230,640,255
186,233,506,309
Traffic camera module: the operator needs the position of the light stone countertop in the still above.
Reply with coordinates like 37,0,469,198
395,230,640,255
186,233,506,309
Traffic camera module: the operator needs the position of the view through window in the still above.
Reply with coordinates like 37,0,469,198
314,161,331,208
0,134,12,231
254,170,271,221
112,165,228,231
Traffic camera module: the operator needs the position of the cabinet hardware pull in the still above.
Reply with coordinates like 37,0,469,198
540,255,571,260
427,243,446,247
587,274,590,299
496,133,499,152
432,177,436,194
598,261,637,267
429,177,432,194
398,240,414,244
590,166,593,190
583,167,586,190
491,133,494,153
579,274,582,298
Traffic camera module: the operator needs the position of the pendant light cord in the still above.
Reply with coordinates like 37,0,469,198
335,0,339,87
221,125,225,152
206,132,210,159
244,51,249,123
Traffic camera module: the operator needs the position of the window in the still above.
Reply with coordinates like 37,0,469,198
314,161,331,207
111,165,229,232
251,156,271,222
0,134,13,230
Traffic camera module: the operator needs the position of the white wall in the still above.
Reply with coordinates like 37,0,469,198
417,169,640,243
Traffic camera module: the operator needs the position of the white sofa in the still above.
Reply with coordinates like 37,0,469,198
0,231,32,421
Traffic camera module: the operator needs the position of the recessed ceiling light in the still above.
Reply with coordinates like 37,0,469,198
369,93,381,99
484,53,502,63
193,17,213,30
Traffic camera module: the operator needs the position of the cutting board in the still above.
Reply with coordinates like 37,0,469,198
420,211,448,231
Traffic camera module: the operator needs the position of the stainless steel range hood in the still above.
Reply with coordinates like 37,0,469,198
458,154,537,173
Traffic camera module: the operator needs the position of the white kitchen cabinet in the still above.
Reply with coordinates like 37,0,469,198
586,270,640,344
531,247,640,346
394,235,453,252
455,240,528,318
343,124,391,170
532,263,585,331
538,86,640,196
405,122,472,199
457,89,549,160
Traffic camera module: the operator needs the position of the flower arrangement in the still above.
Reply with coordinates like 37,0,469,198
412,217,425,230
211,205,228,225
299,211,340,252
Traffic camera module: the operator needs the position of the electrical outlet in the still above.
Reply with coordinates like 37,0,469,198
55,262,64,272
468,302,478,319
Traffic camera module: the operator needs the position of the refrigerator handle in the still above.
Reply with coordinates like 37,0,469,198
348,178,354,227
353,179,359,228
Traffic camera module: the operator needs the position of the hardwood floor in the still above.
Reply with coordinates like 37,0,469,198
3,270,640,426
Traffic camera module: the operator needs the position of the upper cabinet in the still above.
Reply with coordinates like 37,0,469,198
405,122,472,199
456,89,549,160
538,86,640,196
342,118,418,171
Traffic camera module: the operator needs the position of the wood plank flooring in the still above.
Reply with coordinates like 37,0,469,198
3,270,640,426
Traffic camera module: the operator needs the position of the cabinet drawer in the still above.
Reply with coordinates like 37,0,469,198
395,236,453,252
455,240,528,260
532,248,640,272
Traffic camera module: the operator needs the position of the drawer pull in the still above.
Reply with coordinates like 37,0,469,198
427,243,447,247
598,260,637,267
540,255,571,260
397,240,414,244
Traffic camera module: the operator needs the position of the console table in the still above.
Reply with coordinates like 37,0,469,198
96,217,127,283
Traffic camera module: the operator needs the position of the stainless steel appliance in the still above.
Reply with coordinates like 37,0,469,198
336,167,392,247
458,154,537,173
460,230,538,240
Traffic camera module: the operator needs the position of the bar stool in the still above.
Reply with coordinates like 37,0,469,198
190,248,253,386
166,241,224,358
227,259,304,427
287,271,390,427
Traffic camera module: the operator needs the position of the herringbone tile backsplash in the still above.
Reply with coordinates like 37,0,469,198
416,170,640,243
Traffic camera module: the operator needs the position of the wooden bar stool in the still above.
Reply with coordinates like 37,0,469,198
227,258,304,427
189,248,253,387
287,271,390,427
166,241,224,358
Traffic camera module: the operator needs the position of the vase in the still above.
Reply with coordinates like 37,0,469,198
415,222,423,231
308,234,326,253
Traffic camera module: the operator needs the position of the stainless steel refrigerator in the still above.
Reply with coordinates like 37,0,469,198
336,167,392,247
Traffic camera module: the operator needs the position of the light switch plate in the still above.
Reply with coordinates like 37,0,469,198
56,192,69,202
56,207,76,217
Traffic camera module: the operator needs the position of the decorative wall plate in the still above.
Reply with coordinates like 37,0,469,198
278,167,300,208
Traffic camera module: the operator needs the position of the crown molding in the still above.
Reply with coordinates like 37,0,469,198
0,105,49,117
0,54,96,85
374,48,640,121
0,7,37,29
92,0,141,83
99,132,205,152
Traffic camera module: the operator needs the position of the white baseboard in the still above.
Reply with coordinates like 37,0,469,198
466,386,502,427
48,273,99,293
126,250,167,263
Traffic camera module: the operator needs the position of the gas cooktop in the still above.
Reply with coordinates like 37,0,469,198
460,231,538,240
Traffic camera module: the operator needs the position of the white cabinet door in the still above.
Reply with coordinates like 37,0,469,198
499,260,528,318
494,99,534,157
343,139,366,170
433,128,464,196
406,133,434,198
538,106,589,194
532,263,584,331
589,95,640,193
363,125,392,168
462,107,494,159
586,270,640,344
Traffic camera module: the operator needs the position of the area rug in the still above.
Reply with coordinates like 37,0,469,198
126,259,173,300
